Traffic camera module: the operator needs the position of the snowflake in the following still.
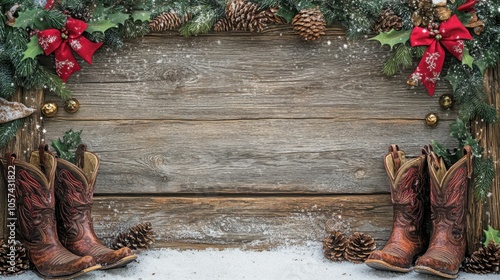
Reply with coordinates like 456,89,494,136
410,70,423,82
39,35,58,51
55,59,75,76
69,40,82,50
425,72,440,84
452,41,464,59
425,52,440,71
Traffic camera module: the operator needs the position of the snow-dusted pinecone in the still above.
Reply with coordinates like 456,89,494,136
344,232,376,263
373,9,403,33
149,12,191,32
462,241,500,274
408,0,435,27
292,8,326,41
0,240,31,276
323,230,348,262
111,222,155,250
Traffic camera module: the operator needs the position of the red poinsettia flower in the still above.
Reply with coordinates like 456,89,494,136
409,15,472,96
37,18,103,82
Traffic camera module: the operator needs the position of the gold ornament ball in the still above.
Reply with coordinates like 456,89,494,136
41,102,58,117
425,113,439,127
64,98,80,113
439,94,454,109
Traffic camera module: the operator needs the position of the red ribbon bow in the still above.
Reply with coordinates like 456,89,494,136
409,15,472,96
37,18,103,82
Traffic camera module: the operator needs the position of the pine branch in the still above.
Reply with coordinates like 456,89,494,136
0,61,16,99
179,6,218,37
0,119,23,148
51,129,83,163
474,157,495,201
383,43,412,76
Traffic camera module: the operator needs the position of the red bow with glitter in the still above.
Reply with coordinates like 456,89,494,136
409,15,472,96
37,18,103,82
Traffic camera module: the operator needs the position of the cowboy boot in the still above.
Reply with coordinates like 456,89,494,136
365,145,429,272
0,146,100,279
54,144,137,269
414,146,472,279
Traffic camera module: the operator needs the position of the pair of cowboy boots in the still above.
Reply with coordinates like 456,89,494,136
0,144,136,279
365,144,472,279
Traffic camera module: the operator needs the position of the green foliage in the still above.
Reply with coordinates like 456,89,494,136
370,29,411,50
22,34,44,60
179,6,218,37
483,226,500,246
13,8,66,30
132,11,152,22
51,129,83,163
0,60,16,99
474,157,495,200
0,119,23,148
86,19,117,33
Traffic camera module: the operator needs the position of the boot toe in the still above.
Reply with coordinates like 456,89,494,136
415,255,459,277
98,247,137,269
366,250,411,272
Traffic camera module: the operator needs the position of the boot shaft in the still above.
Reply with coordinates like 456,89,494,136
1,146,58,244
427,146,472,245
384,145,428,234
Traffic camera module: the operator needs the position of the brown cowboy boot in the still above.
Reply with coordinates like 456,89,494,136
54,144,137,269
0,146,100,279
414,146,472,279
365,145,429,272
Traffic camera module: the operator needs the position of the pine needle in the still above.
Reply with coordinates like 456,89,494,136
0,119,23,147
383,43,412,76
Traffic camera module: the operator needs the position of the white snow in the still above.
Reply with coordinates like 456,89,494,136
8,243,498,279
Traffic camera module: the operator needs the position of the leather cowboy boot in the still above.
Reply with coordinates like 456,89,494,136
414,146,472,278
365,145,429,272
54,144,137,269
0,146,100,279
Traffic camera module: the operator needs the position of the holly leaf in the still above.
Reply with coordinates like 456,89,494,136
474,59,487,75
131,11,151,22
483,225,500,246
461,47,474,69
456,11,473,26
51,129,83,163
13,9,47,29
107,12,130,25
85,19,116,33
369,29,411,50
276,6,295,23
22,34,43,61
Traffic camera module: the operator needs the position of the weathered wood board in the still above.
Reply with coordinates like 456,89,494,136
4,27,459,247
46,118,454,194
93,195,393,250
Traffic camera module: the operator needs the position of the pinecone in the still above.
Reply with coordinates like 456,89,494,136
408,0,435,27
292,8,326,41
462,241,500,274
214,17,233,32
344,232,376,263
322,230,348,262
259,7,286,25
226,0,266,32
373,9,403,33
111,222,155,250
149,12,191,32
0,240,30,276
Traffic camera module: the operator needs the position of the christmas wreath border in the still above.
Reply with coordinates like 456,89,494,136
0,0,498,200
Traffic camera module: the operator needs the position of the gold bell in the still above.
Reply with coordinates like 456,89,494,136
439,94,454,109
64,98,80,113
41,101,58,117
425,112,439,127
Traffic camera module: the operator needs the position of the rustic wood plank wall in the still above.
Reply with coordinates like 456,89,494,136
9,27,457,248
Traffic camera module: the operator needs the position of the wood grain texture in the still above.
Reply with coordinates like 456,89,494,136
0,88,44,240
93,195,393,250
467,64,500,253
45,118,456,194
43,28,455,121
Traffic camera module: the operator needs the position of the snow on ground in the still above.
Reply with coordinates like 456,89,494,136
9,243,498,279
